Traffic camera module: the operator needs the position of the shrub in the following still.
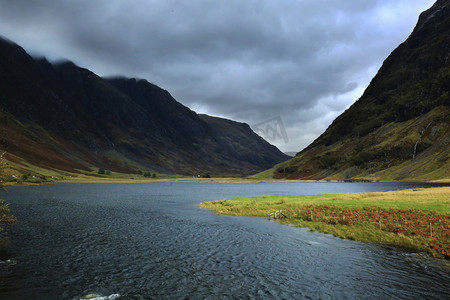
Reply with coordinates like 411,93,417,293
0,151,16,247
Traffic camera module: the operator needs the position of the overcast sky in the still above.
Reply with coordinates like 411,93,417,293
0,0,435,152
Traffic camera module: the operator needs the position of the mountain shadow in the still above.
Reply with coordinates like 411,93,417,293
0,37,289,177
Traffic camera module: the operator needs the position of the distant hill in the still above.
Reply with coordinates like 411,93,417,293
0,37,289,177
269,0,449,181
283,152,297,157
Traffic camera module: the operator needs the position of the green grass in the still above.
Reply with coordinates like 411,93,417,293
264,106,450,182
200,187,450,258
201,187,450,214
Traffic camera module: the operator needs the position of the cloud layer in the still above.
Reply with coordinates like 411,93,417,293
0,0,435,151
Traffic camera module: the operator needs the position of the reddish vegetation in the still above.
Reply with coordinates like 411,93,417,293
286,205,450,258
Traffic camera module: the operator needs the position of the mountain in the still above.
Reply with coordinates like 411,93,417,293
0,37,289,177
270,0,449,181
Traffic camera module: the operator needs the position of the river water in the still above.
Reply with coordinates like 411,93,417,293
0,182,449,299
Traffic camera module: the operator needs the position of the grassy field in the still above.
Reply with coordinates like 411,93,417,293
199,187,450,258
3,172,334,185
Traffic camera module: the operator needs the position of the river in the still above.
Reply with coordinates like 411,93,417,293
0,182,449,299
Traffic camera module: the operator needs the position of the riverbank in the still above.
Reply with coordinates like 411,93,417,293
3,175,337,185
6,174,450,186
199,187,450,258
59,177,336,184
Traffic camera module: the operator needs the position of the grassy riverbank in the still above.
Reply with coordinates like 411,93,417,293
3,174,335,185
199,187,450,258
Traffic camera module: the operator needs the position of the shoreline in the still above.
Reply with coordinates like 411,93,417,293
4,177,327,186
199,187,450,259
5,175,450,186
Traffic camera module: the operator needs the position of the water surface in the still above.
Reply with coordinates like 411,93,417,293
1,182,449,299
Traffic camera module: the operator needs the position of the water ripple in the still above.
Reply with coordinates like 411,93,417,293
1,182,449,299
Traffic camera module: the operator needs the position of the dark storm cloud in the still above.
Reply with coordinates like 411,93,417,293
0,0,435,151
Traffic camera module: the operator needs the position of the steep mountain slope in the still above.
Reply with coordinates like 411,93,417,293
0,37,288,177
272,0,449,181
198,114,287,168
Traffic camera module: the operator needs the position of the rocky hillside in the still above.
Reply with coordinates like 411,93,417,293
272,0,449,181
0,37,288,177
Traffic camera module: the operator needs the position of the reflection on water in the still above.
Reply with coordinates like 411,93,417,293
0,182,449,299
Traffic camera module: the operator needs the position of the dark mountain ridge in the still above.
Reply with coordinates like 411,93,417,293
272,0,449,181
0,37,288,177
